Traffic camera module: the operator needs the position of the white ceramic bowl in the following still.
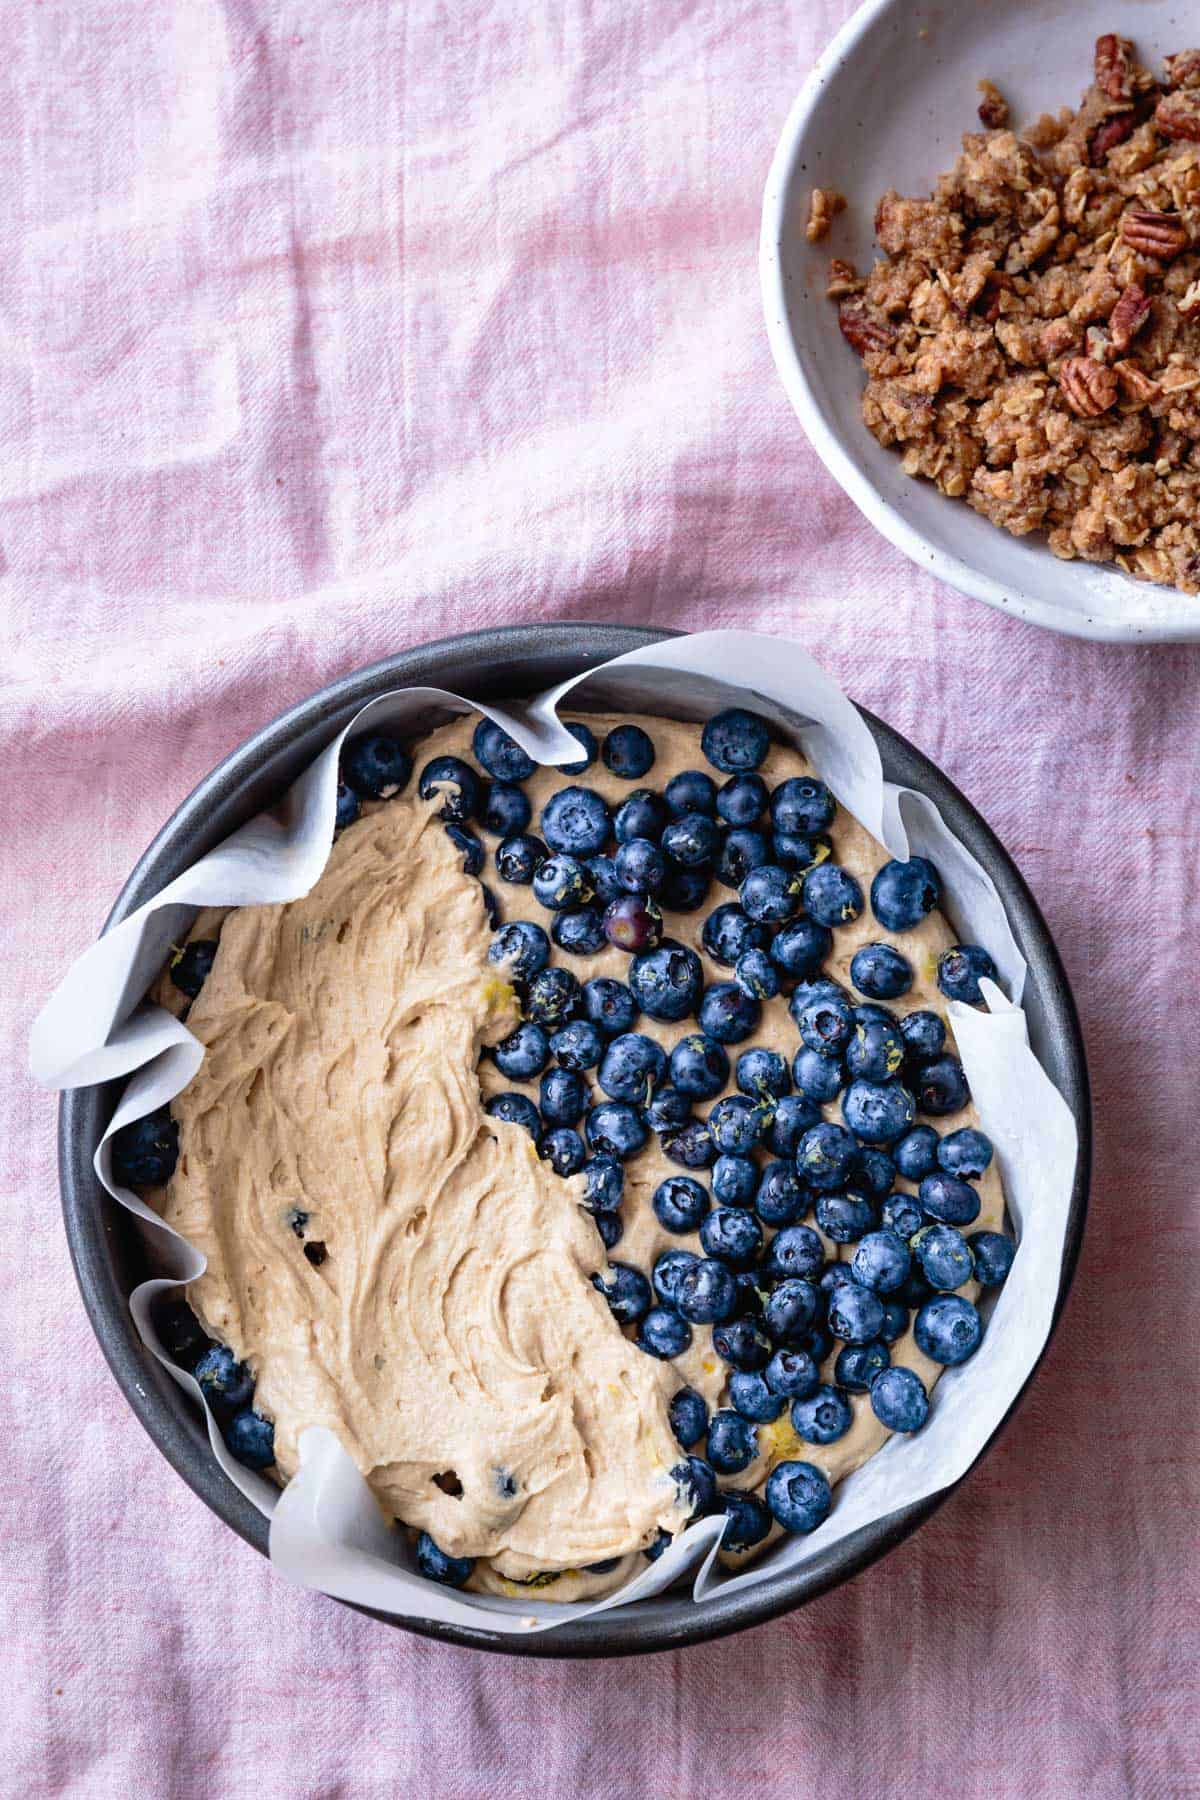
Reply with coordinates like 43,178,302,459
760,0,1200,644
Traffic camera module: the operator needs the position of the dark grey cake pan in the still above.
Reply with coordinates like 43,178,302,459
57,623,1090,1657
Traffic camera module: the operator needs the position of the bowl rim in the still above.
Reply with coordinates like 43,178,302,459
57,622,1092,1657
758,0,1200,647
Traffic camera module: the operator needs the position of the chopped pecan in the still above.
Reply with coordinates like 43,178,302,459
1155,88,1200,141
807,187,847,244
1094,33,1136,102
838,302,896,356
1120,208,1190,259
1163,49,1200,91
1089,111,1135,164
977,79,1009,129
1039,317,1077,361
1114,360,1161,403
1059,356,1118,415
1109,284,1153,350
1179,280,1200,317
826,257,864,299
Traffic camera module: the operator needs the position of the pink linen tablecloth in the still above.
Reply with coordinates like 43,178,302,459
3,1,1198,1793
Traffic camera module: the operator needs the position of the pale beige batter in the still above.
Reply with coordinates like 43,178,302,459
155,710,1004,1600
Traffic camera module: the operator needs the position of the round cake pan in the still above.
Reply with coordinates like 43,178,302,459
58,624,1091,1657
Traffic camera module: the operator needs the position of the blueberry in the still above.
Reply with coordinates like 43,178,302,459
481,782,532,839
856,1147,897,1198
720,1490,773,1552
603,894,664,953
662,813,721,868
586,854,623,905
764,1226,826,1282
153,1296,210,1369
539,1067,587,1126
915,1294,982,1365
898,1009,946,1062
662,1119,716,1170
652,1248,699,1307
898,1268,934,1311
734,1368,788,1425
733,948,780,1000
552,908,607,956
934,1127,992,1181
614,789,667,844
673,1455,719,1518
541,786,612,857
850,943,914,1001
527,966,584,1028
796,1122,858,1191
845,1016,907,1084
765,1460,832,1534
855,1002,898,1025
224,1407,276,1470
416,1531,474,1588
740,864,803,925
598,1032,667,1104
895,1125,940,1180
913,1223,974,1291
418,755,481,822
711,1317,772,1371
444,824,484,876
814,1192,877,1244
820,1263,855,1299
851,1228,912,1293
731,1271,767,1318
708,1095,770,1155
770,918,833,977
754,1161,808,1226
643,1528,672,1562
582,1154,624,1213
702,707,771,773
881,1193,927,1240
767,1094,822,1156
715,772,767,827
803,863,864,928
879,1300,910,1343
717,829,771,889
915,1055,970,1116
966,1229,1013,1287
630,944,703,1021
919,1171,981,1227
870,857,941,932
111,1108,179,1188
343,732,412,800
584,1102,648,1160
645,1086,693,1133
496,834,546,884
169,939,218,999
773,831,831,873
737,1047,790,1099
798,995,856,1059
615,837,666,896
763,1276,819,1341
595,1212,624,1249
707,1409,760,1472
653,1175,710,1234
826,1281,886,1343
712,1153,759,1207
702,903,768,966
871,1364,930,1432
541,1127,586,1175
638,1307,692,1359
194,1344,254,1415
669,1033,729,1098
533,853,592,910
700,1207,763,1267
765,1348,820,1399
592,1261,652,1324
493,1022,549,1081
677,1258,738,1324
790,975,851,1014
603,724,655,779
937,944,997,1005
472,717,536,783
769,775,836,837
485,1092,543,1143
560,721,598,773
669,1387,709,1449
790,1383,853,1445
843,1079,917,1145
334,783,361,831
697,982,761,1044
791,1048,845,1105
488,920,550,983
549,1019,604,1071
666,769,718,817
583,977,638,1037
662,867,711,912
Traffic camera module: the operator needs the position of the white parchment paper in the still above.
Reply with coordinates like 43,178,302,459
31,631,1077,1635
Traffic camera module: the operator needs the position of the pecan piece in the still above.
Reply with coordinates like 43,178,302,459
1089,111,1135,164
1059,356,1118,416
1155,88,1200,141
1120,208,1190,260
1109,284,1152,351
1163,49,1200,91
1039,317,1077,362
838,302,896,357
1094,32,1135,102
826,257,864,299
807,187,846,244
976,79,1009,129
1179,280,1200,318
1114,360,1161,403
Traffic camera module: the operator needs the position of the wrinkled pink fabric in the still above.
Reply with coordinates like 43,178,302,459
4,0,1199,1793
